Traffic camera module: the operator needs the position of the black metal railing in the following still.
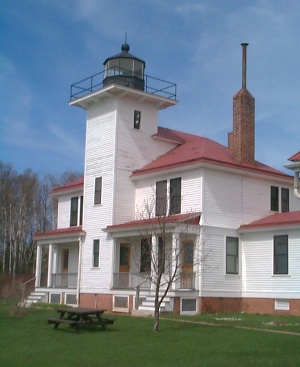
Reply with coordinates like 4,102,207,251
51,273,77,288
70,68,177,101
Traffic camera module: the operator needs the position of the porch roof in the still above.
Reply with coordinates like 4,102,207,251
34,226,86,241
104,212,201,234
238,211,300,232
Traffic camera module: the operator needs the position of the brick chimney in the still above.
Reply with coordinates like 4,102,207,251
229,43,255,163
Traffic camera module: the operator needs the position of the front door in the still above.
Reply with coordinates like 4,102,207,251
181,242,194,289
61,249,69,287
119,244,130,287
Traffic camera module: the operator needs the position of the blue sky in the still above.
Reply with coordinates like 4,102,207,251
1,0,299,176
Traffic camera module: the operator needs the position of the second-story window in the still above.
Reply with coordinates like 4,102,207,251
281,188,289,212
170,177,181,214
156,180,167,216
70,197,78,227
70,196,83,227
155,177,182,216
271,186,289,212
94,177,102,205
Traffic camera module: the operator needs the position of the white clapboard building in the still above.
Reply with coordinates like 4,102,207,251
33,43,300,315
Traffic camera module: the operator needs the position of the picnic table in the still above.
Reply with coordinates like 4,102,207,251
48,307,115,333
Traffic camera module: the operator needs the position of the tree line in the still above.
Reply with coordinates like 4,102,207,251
0,161,82,276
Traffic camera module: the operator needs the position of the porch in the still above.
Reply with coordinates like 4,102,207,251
112,271,196,290
33,227,85,303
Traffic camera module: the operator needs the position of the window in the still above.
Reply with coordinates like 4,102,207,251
271,186,279,211
226,237,239,274
94,177,102,205
281,188,289,212
271,186,289,212
70,197,78,226
140,238,151,273
156,180,167,216
79,195,83,225
170,177,181,214
134,110,141,129
274,235,288,274
70,196,83,226
158,237,165,273
93,239,100,268
155,177,182,216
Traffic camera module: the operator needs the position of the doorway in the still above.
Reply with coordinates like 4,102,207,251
181,242,194,289
119,244,130,287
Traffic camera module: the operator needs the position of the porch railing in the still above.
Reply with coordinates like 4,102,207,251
113,273,151,289
180,272,196,290
113,272,196,290
51,273,78,288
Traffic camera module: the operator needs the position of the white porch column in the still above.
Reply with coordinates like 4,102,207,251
77,236,83,305
195,232,202,293
47,244,54,287
151,234,158,291
171,231,180,291
35,244,42,287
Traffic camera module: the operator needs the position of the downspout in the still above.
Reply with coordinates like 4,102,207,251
294,171,300,198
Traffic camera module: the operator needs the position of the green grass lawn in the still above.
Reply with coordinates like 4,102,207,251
1,306,300,367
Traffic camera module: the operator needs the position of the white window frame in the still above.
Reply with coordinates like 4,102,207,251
93,239,100,268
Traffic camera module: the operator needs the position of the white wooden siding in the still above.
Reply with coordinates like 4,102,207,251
202,168,291,229
242,229,300,298
200,228,242,296
80,104,116,291
135,170,202,218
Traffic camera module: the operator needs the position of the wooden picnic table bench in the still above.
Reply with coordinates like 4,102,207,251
47,307,116,333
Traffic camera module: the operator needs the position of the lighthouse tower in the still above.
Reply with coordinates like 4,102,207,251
69,43,177,294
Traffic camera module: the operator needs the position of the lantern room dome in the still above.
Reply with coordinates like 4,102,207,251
103,43,145,91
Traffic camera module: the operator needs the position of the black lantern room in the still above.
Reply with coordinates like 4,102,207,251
103,43,145,91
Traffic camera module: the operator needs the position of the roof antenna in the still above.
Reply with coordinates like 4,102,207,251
241,42,249,89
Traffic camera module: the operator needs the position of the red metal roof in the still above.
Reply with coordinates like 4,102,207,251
239,211,300,231
51,177,84,195
288,151,300,162
34,226,85,240
132,130,291,179
105,212,201,232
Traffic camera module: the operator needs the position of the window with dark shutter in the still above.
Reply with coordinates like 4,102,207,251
274,235,288,274
156,180,167,216
271,186,279,211
170,177,181,214
94,177,102,205
70,197,78,226
281,188,289,212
